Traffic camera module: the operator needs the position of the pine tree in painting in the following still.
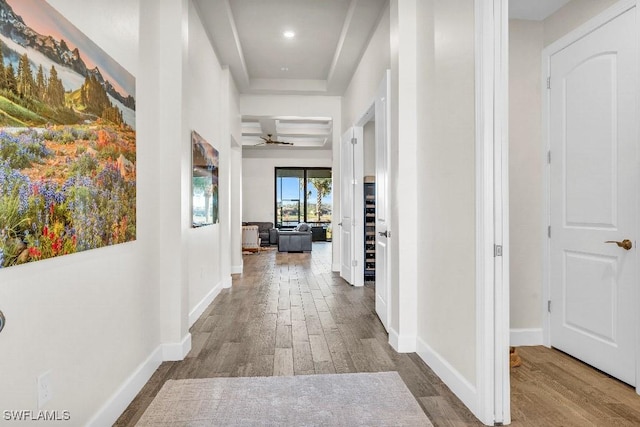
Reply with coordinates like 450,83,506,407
5,63,17,93
46,65,65,107
0,43,5,90
35,64,46,101
17,53,35,98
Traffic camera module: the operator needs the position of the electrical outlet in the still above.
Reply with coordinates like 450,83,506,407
37,371,52,408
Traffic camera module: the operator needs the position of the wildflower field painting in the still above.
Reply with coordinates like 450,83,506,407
0,0,136,269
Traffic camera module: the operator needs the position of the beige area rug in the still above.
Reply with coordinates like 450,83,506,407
136,372,433,426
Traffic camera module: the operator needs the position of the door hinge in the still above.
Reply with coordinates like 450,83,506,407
547,300,551,313
494,244,503,257
352,260,358,267
547,150,551,164
548,225,551,238
351,137,357,145
547,76,551,89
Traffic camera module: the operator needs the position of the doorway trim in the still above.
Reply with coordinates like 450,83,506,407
541,0,639,392
352,100,375,287
475,0,510,424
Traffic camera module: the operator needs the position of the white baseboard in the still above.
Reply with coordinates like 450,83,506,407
332,263,340,272
189,281,223,327
162,333,192,361
222,275,232,289
87,346,162,427
416,337,479,420
510,328,543,346
388,327,416,353
231,263,243,274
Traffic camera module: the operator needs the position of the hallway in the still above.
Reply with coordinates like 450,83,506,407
115,243,480,425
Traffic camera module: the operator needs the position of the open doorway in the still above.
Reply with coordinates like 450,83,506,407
362,112,376,285
509,0,640,423
352,71,391,331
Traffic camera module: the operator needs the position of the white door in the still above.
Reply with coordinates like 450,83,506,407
375,71,391,331
549,8,637,386
340,128,355,284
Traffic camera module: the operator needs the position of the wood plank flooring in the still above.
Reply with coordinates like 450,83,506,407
511,346,640,426
115,243,640,426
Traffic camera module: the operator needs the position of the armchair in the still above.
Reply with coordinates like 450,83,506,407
277,223,313,252
242,225,260,252
243,222,276,246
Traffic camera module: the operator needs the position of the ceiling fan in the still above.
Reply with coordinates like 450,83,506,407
257,134,294,146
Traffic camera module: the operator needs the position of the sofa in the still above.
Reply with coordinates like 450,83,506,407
277,223,312,252
243,222,277,246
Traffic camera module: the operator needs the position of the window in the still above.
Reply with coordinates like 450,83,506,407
275,167,332,227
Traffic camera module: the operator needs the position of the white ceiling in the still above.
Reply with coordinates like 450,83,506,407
193,0,570,150
509,0,571,21
194,0,387,96
194,0,386,150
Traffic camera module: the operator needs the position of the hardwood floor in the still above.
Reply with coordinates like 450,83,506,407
115,243,640,426
511,346,640,426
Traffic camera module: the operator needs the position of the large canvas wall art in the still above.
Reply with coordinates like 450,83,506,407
191,131,219,227
0,0,136,269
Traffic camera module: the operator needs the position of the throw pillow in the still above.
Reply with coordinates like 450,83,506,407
296,223,310,232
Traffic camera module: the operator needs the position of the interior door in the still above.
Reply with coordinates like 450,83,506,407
340,128,355,284
549,8,637,386
375,71,390,331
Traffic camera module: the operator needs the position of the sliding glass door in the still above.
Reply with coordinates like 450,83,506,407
275,167,332,228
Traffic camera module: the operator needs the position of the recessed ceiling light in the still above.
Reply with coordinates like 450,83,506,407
281,67,289,71
283,30,295,39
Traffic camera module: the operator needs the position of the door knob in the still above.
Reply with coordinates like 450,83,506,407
378,230,389,238
605,239,633,250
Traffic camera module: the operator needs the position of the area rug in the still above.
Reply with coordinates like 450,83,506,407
135,372,432,426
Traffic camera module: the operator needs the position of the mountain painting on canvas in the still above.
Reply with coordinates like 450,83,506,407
0,0,136,269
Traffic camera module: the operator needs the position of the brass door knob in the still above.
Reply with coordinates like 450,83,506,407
605,239,633,250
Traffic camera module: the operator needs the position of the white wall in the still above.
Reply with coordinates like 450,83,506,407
242,150,332,222
342,4,390,131
543,0,618,47
0,1,237,424
229,80,243,274
383,0,422,352
415,0,476,384
509,20,544,334
186,1,231,320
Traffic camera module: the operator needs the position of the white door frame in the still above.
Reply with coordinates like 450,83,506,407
541,0,640,393
353,71,392,324
476,0,510,424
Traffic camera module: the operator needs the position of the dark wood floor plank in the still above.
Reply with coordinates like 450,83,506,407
292,340,315,373
273,347,294,376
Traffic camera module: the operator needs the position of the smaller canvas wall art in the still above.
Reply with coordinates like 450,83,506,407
191,131,219,227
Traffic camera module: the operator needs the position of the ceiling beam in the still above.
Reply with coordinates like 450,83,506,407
223,0,251,88
327,0,358,85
